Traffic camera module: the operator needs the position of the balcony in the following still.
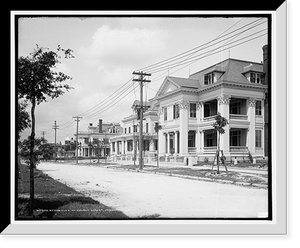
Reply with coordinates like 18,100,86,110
229,146,248,153
203,146,217,153
203,115,217,122
188,147,196,153
229,114,248,120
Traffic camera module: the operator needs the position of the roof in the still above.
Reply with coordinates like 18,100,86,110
167,76,200,89
189,58,264,85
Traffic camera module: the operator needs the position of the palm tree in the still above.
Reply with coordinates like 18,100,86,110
212,113,229,174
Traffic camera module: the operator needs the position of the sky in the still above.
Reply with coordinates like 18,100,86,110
17,15,268,144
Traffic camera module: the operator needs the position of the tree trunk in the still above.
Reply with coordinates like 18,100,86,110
29,99,36,216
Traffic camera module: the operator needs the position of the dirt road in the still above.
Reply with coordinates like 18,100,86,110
38,162,268,218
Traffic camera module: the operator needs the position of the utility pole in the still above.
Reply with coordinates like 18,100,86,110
132,71,151,170
73,116,82,164
41,131,46,144
52,121,59,160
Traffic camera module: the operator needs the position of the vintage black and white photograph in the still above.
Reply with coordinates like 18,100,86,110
15,13,272,222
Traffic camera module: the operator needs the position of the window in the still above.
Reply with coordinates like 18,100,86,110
133,125,137,133
230,101,241,115
127,140,133,151
146,123,149,133
255,100,262,115
205,133,216,147
256,130,262,148
164,107,167,121
190,103,197,118
250,72,263,84
128,127,131,133
188,131,195,147
230,130,241,146
204,103,210,117
204,72,215,85
173,104,180,119
250,72,256,83
124,128,126,134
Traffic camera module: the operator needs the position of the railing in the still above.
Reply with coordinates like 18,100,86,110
203,146,217,153
203,115,217,122
188,147,196,153
229,114,248,120
229,146,248,152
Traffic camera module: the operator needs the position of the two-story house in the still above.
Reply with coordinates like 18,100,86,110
76,120,122,158
109,100,159,163
154,57,267,165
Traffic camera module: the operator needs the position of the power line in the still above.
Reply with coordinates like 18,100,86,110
136,18,265,72
148,30,267,74
146,22,267,73
84,83,139,120
79,77,133,117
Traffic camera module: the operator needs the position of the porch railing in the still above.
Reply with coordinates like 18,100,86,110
229,114,248,120
203,115,217,122
203,146,217,153
188,147,196,153
229,146,248,152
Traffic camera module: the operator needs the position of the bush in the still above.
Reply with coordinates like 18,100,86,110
248,151,253,163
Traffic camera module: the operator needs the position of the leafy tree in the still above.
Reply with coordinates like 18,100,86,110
17,100,31,140
17,45,74,215
19,137,43,167
212,112,229,174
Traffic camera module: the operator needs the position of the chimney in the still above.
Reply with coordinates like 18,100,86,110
262,44,268,85
99,119,102,133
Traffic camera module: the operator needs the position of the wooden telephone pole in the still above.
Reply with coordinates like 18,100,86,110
52,121,59,159
132,71,151,170
73,116,82,164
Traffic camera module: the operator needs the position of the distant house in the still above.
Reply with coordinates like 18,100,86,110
109,101,159,163
76,120,122,157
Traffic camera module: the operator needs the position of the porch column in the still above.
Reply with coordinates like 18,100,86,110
247,98,256,154
200,130,204,153
174,131,179,155
124,140,128,154
178,100,189,156
197,102,202,122
167,132,171,155
217,94,231,155
121,140,125,154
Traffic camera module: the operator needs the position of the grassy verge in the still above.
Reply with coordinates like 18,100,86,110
17,163,128,219
107,164,268,186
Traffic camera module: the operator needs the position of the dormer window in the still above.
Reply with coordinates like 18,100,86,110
204,72,215,85
250,72,263,84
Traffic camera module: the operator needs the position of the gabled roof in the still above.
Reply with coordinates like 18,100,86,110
167,76,200,89
155,76,200,98
189,58,263,85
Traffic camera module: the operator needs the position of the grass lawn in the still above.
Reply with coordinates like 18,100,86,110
17,163,128,219
107,163,268,186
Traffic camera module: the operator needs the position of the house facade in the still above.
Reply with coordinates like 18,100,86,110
155,58,268,165
109,101,159,163
76,120,122,158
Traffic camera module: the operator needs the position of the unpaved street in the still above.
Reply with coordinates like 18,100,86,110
38,162,268,218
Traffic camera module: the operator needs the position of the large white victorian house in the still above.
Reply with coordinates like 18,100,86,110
154,57,268,165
